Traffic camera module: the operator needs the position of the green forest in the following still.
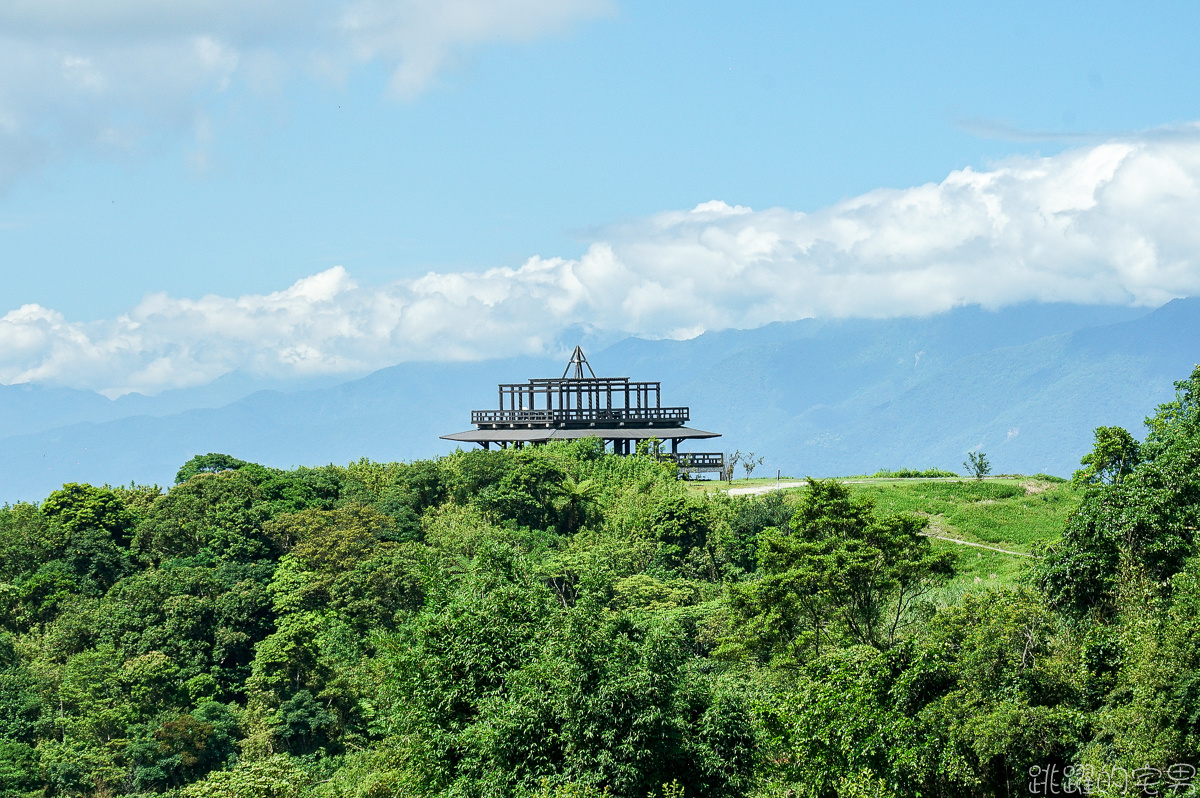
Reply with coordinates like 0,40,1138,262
3,368,1200,798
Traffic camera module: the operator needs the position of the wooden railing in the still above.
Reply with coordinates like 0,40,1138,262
660,452,726,471
471,406,690,425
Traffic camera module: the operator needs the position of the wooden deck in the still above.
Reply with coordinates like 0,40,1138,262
441,346,723,462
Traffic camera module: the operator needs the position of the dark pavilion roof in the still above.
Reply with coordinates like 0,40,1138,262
440,346,721,447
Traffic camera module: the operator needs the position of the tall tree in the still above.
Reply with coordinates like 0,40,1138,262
723,479,953,666
1072,426,1141,487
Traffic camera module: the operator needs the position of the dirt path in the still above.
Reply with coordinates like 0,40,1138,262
724,476,1006,497
726,481,807,496
920,533,1031,558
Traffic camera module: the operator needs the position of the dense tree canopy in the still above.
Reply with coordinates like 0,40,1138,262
2,367,1200,797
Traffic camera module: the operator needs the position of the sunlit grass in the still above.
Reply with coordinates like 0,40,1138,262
846,477,1081,594
686,473,1080,593
848,478,1080,554
927,541,1032,604
693,473,1080,593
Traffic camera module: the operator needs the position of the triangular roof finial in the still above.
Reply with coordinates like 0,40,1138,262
562,346,596,379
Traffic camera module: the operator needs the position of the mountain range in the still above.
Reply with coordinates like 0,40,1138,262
0,298,1194,504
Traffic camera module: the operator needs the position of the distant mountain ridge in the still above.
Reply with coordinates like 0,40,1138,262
0,371,362,440
0,299,1193,504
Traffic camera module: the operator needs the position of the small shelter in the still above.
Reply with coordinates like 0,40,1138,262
441,347,725,474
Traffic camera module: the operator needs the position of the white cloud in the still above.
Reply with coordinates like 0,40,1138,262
0,0,612,186
339,0,613,97
4,131,1200,396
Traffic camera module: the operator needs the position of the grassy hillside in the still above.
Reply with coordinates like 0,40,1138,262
845,477,1080,598
704,475,1081,596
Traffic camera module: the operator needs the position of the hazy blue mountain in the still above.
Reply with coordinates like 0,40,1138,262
667,299,1195,478
0,357,558,503
0,300,1193,504
0,383,118,440
111,371,364,417
0,371,364,441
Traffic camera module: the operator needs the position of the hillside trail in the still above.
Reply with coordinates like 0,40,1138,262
726,481,807,496
722,478,1032,558
917,534,1031,557
725,476,1005,496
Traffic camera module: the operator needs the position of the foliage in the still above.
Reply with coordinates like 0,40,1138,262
43,482,137,547
1035,432,1200,619
175,754,309,798
6,370,1200,798
175,453,255,485
722,479,953,666
962,450,991,480
1142,364,1200,460
1072,426,1141,487
717,490,794,576
869,467,959,478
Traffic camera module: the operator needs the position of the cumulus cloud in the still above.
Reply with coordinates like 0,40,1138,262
5,131,1200,396
0,0,612,185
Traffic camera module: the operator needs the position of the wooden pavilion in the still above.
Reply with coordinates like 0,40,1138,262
441,347,725,474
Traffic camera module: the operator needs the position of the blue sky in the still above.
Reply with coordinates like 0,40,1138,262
1,0,1200,395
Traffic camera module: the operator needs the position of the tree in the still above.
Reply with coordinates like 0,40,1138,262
472,455,568,531
272,689,336,755
42,483,136,547
1142,364,1200,461
281,504,395,573
175,453,251,485
178,754,309,798
133,470,270,563
717,490,796,576
37,483,137,596
741,453,764,479
963,451,991,480
442,449,514,505
0,739,39,796
551,475,601,534
1079,557,1200,777
725,451,743,483
126,701,239,790
1072,426,1141,487
376,535,755,798
258,468,341,515
722,479,953,666
644,493,714,568
1036,430,1200,619
1037,365,1200,618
